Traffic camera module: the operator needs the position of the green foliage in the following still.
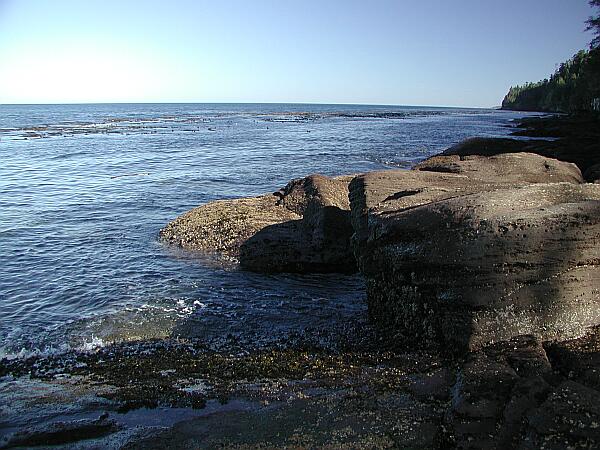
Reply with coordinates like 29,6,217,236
588,0,600,48
503,1,600,112
502,49,600,112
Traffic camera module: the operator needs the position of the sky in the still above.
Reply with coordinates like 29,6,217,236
0,0,596,107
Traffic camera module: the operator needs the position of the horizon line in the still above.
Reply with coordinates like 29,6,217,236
0,100,499,109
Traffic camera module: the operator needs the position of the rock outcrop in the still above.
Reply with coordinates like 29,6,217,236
160,174,356,273
239,174,356,273
443,333,600,449
350,153,599,353
159,195,300,256
443,115,600,181
414,152,583,184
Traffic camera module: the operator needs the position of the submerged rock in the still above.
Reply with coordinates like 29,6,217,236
160,174,356,273
0,416,120,449
350,152,599,353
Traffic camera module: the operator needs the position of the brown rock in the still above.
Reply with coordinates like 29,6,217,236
239,175,356,273
160,174,357,273
159,194,300,256
350,159,600,352
414,152,583,184
441,137,532,157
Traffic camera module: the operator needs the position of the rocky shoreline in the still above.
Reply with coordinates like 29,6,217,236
157,112,600,447
161,114,600,355
2,114,600,449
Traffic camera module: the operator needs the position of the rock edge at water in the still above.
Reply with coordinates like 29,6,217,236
160,114,600,356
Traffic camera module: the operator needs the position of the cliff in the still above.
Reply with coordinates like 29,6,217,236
501,48,600,113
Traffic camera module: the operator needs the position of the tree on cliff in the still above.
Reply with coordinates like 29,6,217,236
501,1,600,112
588,0,600,48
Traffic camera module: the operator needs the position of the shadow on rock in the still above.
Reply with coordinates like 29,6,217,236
160,174,358,274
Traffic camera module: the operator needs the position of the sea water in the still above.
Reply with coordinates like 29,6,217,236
0,103,536,358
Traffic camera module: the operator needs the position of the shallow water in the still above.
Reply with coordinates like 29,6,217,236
0,103,535,357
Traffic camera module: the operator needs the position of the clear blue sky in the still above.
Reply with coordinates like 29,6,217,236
0,0,595,106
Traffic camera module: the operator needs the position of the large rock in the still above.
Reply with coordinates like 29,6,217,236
239,175,356,273
159,195,300,255
351,153,583,263
414,152,583,184
350,153,599,353
442,132,600,180
160,174,356,273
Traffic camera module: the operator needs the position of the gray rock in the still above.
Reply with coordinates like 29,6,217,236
350,158,600,352
0,416,120,449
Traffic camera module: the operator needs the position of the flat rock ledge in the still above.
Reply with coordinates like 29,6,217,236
350,152,599,353
160,174,357,273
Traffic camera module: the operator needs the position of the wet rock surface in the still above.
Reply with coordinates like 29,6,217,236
4,329,600,448
0,416,120,449
160,174,357,273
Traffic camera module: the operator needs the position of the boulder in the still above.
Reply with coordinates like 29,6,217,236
350,156,600,352
351,153,582,255
160,174,356,273
159,195,300,256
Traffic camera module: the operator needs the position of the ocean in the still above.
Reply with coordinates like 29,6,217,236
0,103,535,358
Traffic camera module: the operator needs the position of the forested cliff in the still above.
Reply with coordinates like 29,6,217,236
501,49,600,112
502,1,600,113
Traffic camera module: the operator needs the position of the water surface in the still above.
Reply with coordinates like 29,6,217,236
0,103,534,357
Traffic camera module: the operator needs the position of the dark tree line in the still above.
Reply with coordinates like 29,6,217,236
502,1,600,113
589,0,600,48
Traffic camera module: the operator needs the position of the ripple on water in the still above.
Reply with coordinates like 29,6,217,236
0,104,539,357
